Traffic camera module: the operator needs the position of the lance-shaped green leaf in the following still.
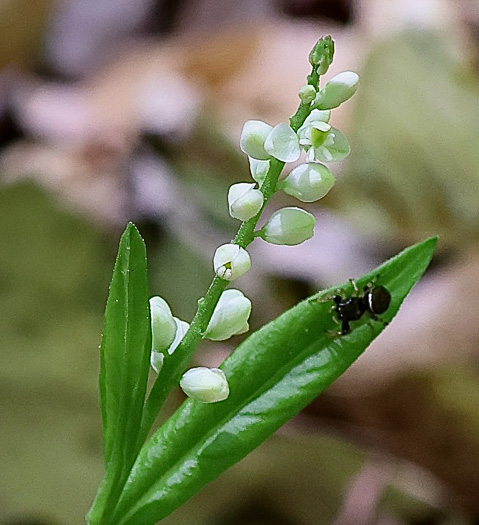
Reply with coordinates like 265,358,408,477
110,237,436,525
87,223,151,524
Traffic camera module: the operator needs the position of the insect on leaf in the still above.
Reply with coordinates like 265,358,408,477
109,236,437,525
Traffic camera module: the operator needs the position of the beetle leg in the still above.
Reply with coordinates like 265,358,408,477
349,278,359,295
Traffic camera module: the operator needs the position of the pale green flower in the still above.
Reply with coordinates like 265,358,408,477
264,123,301,163
279,162,335,202
180,367,230,403
259,207,315,245
297,109,350,162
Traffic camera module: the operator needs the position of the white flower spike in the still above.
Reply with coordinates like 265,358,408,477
315,71,359,110
264,123,301,163
260,207,315,245
204,289,252,341
228,183,264,222
240,120,273,160
213,243,251,281
279,162,335,202
180,367,230,403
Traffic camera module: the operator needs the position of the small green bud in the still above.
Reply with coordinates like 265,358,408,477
240,120,273,160
309,35,334,75
259,207,316,245
213,243,251,281
298,84,316,104
315,71,359,110
279,162,335,202
204,289,251,341
264,123,301,163
180,367,230,403
228,183,264,221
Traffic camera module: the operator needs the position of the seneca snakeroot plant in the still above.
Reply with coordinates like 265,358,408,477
87,36,436,525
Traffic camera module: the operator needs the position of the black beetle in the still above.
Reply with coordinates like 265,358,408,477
331,279,391,335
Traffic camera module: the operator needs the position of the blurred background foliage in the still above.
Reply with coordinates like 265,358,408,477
1,0,479,524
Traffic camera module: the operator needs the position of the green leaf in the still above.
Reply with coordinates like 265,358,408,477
111,236,436,525
87,223,151,524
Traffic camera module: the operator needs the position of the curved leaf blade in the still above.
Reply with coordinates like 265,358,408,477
87,223,151,524
113,236,437,525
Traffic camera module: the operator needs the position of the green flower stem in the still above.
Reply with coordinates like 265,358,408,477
138,65,322,446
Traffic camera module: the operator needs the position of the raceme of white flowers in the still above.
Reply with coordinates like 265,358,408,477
213,243,251,281
180,367,230,403
148,56,358,403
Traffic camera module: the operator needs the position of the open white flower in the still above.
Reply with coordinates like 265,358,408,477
213,243,251,281
297,109,350,163
264,123,301,163
228,183,264,222
204,289,252,341
180,367,230,403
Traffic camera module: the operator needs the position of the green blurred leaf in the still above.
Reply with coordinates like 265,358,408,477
87,223,151,524
110,236,436,525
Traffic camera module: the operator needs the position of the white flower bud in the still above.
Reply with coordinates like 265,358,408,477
314,71,359,110
204,289,252,341
264,123,301,163
213,243,251,281
260,207,315,245
279,163,335,202
149,296,177,353
248,157,270,186
228,183,264,222
298,84,316,104
150,315,189,374
240,120,273,160
180,367,230,403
